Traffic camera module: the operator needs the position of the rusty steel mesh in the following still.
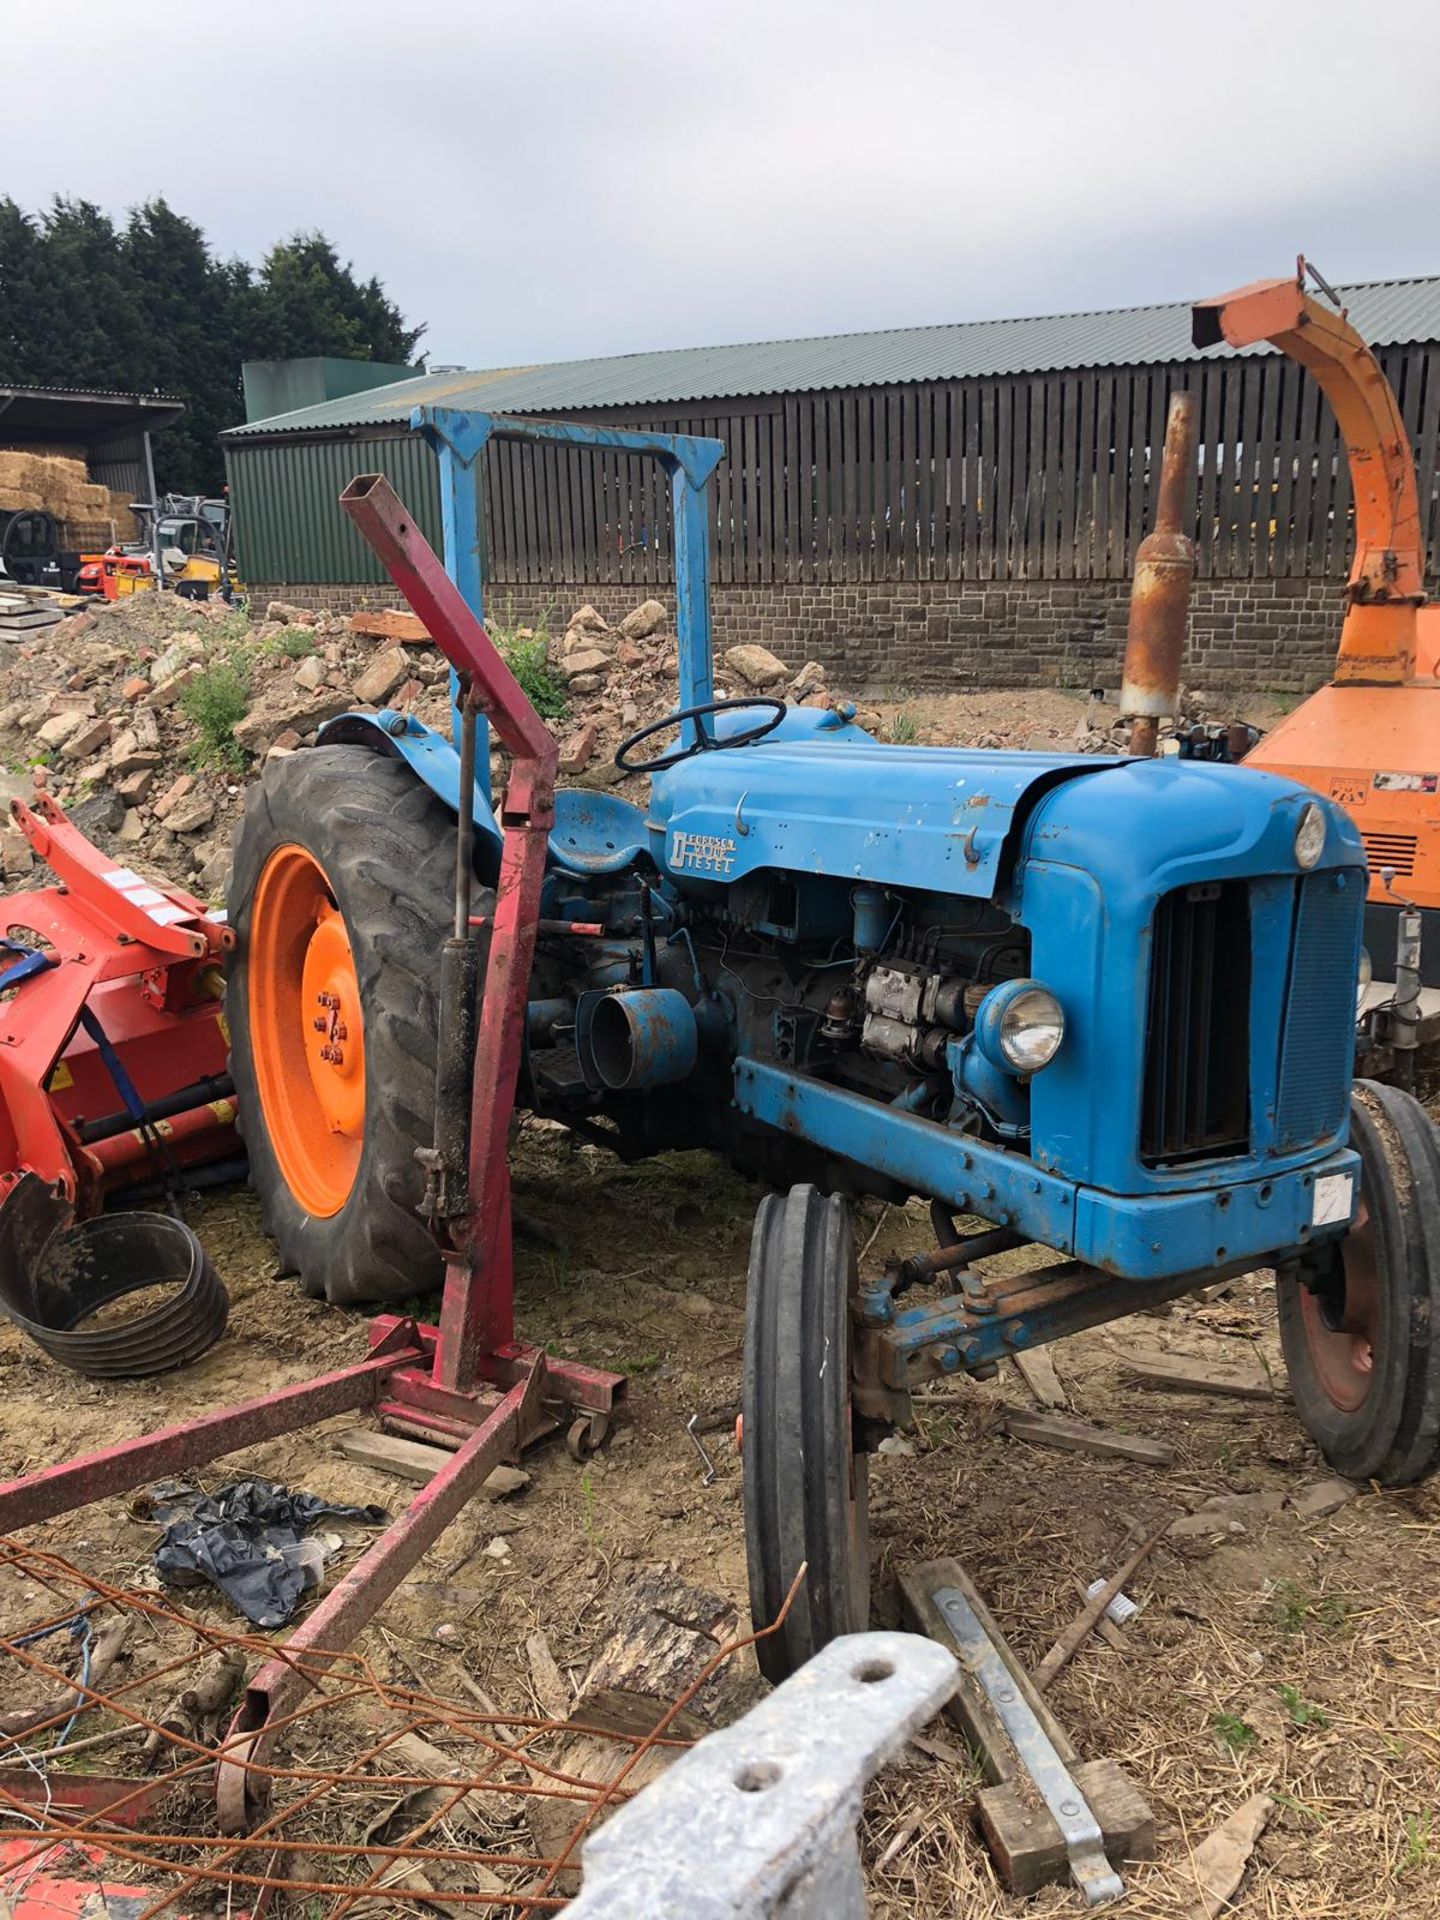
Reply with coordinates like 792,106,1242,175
0,1540,769,1917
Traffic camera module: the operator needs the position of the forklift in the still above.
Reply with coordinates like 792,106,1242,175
76,493,239,602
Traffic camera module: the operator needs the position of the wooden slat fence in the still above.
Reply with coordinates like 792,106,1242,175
474,346,1440,590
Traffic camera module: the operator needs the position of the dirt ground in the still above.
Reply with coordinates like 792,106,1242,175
2,1118,1437,1917
0,677,1434,1915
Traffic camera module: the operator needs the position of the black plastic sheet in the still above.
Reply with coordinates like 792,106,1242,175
150,1478,387,1628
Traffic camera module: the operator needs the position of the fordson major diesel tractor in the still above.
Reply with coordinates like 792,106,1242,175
212,409,1438,1683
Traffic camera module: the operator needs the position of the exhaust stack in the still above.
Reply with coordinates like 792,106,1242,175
1120,391,1197,757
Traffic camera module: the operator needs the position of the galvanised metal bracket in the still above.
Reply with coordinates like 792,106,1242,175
414,406,725,747
932,1587,1124,1907
567,1631,958,1919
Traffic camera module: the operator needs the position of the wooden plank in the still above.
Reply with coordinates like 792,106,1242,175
823,395,843,582
1092,372,1114,578
1233,360,1263,579
1144,370,1169,565
1028,377,1047,579
1323,401,1352,582
349,609,429,644
1039,375,1060,577
1269,362,1298,578
1288,371,1322,579
978,381,996,581
857,390,876,582
979,1760,1155,1898
900,1559,1154,1897
1116,1348,1273,1398
574,425,601,584
337,1428,531,1495
840,393,860,580
797,395,816,581
994,379,1014,579
1195,360,1222,579
1059,374,1080,579
958,382,978,580
549,441,571,585
1414,347,1440,568
1216,362,1244,579
1012,1347,1066,1409
553,441,576,584
487,440,515,584
1003,1407,1176,1464
1124,371,1149,578
521,438,543,587
525,1629,571,1721
888,388,905,578
899,1558,1082,1779
915,384,935,580
782,396,801,584
939,385,958,579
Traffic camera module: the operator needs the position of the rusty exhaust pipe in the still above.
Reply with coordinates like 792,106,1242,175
1120,390,1197,756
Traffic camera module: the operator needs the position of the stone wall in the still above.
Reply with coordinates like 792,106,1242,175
249,575,1348,695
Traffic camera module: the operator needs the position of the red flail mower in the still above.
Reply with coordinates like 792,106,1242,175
0,792,234,1244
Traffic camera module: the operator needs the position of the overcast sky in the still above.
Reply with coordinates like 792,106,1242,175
7,0,1440,372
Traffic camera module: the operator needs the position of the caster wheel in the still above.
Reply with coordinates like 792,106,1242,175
1280,1081,1440,1487
566,1411,611,1462
743,1184,870,1685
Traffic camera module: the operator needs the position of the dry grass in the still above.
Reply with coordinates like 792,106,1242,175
852,1200,1440,1918
2,1135,1438,1915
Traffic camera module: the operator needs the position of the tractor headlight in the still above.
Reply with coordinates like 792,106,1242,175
1000,987,1066,1072
1295,801,1326,870
975,980,1066,1075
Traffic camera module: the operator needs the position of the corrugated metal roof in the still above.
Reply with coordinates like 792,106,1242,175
0,383,184,405
226,276,1440,439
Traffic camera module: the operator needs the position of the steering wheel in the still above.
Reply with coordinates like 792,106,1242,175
614,697,787,775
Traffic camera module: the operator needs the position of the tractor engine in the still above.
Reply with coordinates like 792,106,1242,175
517,703,1369,1288
527,873,1033,1182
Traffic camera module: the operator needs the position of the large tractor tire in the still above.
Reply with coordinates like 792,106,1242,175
1279,1080,1440,1488
743,1185,871,1684
227,746,459,1306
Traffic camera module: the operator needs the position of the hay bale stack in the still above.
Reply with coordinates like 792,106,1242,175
0,451,131,545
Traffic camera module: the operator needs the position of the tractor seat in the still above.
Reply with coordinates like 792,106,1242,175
548,788,649,876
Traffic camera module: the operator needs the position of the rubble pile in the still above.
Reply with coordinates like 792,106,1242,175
0,589,855,902
545,599,849,776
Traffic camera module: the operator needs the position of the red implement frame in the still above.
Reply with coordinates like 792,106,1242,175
0,791,233,1211
0,483,622,1832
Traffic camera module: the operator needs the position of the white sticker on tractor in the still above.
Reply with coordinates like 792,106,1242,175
1312,1172,1354,1227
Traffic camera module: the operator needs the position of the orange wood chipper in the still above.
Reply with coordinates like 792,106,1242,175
1195,265,1440,1079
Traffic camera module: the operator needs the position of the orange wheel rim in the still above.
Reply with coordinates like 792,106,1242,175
249,844,366,1218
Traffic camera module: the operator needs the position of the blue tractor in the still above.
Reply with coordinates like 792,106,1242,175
227,411,1440,1682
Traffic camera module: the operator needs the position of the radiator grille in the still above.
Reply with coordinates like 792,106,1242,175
1360,831,1417,878
1275,872,1361,1151
1141,882,1252,1166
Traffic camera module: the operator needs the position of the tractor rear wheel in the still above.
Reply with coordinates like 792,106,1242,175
228,746,462,1306
743,1184,870,1684
1279,1081,1440,1487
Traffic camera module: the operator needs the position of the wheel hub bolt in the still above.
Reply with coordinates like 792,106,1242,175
312,1017,327,1032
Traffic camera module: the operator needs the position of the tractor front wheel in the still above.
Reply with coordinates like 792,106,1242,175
1279,1081,1440,1487
228,746,463,1305
743,1184,871,1684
